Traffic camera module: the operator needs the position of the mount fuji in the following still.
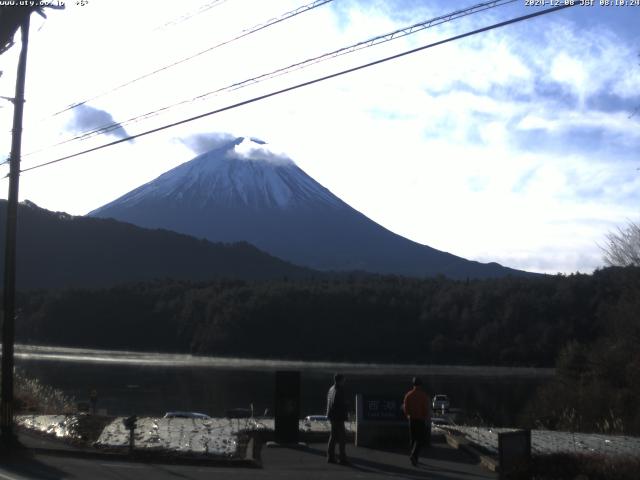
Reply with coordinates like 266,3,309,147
89,137,526,279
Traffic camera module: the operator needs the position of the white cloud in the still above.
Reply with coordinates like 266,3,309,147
550,52,588,100
228,137,293,165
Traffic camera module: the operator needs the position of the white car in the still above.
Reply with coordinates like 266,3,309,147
432,394,450,412
302,415,329,432
304,415,328,422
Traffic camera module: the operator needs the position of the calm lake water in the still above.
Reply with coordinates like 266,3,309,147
14,344,554,427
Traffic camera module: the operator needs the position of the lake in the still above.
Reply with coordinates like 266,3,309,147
14,344,554,427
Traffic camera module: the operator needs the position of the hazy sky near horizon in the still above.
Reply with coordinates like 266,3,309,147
0,0,639,274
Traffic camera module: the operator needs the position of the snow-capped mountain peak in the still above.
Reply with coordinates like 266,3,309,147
92,136,341,212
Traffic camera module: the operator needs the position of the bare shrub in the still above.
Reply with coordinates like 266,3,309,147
14,370,75,414
601,221,640,267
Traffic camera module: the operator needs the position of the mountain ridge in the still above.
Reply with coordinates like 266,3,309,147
0,199,314,290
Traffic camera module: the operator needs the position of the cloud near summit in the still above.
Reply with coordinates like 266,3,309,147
179,132,237,155
228,137,293,166
181,132,293,165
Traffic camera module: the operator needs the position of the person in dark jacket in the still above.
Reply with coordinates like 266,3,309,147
403,376,431,466
326,373,349,465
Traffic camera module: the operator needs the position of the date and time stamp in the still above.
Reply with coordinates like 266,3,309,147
1,0,638,7
525,0,639,6
0,1,87,7
1,0,639,7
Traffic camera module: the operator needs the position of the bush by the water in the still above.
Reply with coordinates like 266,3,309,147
521,280,640,435
14,370,75,413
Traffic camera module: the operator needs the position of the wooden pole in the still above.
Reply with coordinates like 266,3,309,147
1,12,30,447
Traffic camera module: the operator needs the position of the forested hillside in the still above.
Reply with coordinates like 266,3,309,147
0,200,313,289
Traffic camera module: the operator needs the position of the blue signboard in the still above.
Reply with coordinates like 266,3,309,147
361,395,404,421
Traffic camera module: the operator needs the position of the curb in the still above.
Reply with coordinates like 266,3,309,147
16,445,262,468
16,432,262,469
444,432,499,472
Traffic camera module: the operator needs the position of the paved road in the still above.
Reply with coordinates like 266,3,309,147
0,436,496,479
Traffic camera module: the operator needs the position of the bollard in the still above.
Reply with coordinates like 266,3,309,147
498,429,531,480
274,371,300,444
89,389,98,415
122,415,137,456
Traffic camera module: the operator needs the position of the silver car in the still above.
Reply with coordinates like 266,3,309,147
432,394,450,412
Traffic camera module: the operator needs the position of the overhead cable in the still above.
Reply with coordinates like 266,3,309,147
225,0,519,92
47,0,335,118
153,0,229,31
18,4,577,175
26,0,517,156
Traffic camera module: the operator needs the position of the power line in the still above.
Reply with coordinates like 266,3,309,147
46,0,335,119
122,0,521,135
153,0,229,31
23,0,516,157
225,0,519,92
18,4,576,176
12,0,230,135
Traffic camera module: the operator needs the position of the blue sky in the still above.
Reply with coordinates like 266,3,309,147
0,0,638,274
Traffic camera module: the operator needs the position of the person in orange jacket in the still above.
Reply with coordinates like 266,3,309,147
402,377,431,466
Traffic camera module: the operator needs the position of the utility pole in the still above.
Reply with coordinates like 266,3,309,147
1,11,30,448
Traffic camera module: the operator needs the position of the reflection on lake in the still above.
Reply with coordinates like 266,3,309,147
14,344,553,427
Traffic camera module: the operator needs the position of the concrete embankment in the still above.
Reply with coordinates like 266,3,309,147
442,425,640,459
15,414,357,465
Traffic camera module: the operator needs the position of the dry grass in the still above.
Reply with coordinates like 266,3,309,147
14,370,75,414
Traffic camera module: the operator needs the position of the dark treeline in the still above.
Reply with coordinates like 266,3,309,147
14,266,639,367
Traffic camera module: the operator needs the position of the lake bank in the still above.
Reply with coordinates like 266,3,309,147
13,343,555,377
14,343,553,427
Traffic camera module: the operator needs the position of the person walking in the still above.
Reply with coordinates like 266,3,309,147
326,373,350,465
403,377,431,467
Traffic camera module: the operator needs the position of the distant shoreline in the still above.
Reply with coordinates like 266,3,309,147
12,343,554,377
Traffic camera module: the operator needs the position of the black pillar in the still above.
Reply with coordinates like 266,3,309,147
274,371,300,444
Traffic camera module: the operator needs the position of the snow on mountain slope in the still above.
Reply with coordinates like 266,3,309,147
97,137,342,212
